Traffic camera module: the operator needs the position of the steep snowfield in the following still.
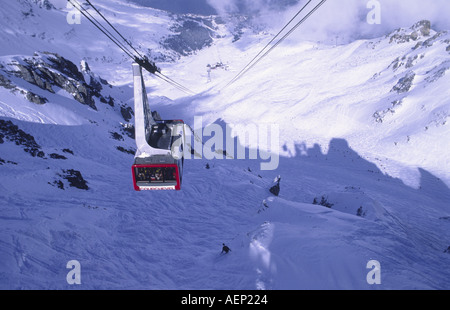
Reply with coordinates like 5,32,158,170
1,0,449,290
167,26,450,188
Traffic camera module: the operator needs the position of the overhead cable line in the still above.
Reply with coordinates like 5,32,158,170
84,0,146,60
68,0,136,59
155,72,197,96
223,0,327,90
224,0,314,89
67,0,196,95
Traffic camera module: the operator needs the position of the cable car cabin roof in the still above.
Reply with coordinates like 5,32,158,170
134,154,177,165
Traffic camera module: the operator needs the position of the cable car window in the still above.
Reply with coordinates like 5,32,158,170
135,167,176,183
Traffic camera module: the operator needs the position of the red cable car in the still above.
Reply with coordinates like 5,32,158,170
131,63,186,191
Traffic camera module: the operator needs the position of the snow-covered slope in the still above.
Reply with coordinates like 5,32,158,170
0,0,449,290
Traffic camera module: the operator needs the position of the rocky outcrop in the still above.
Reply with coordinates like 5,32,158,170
0,52,116,110
425,62,450,83
163,19,214,56
391,71,415,94
29,0,54,10
0,119,45,158
373,100,403,123
0,73,16,90
59,169,89,190
26,91,48,105
120,105,133,122
269,175,281,196
11,53,98,109
312,195,334,208
162,15,221,57
389,20,431,44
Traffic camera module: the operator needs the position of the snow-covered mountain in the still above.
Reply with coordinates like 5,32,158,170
0,0,449,290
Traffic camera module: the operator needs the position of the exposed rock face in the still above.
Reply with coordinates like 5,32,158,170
163,18,214,56
373,99,403,123
121,105,134,122
30,0,54,10
412,20,431,37
389,20,431,44
0,74,16,90
0,52,118,110
26,91,48,105
269,175,281,196
425,62,450,83
12,53,98,110
0,119,45,158
391,71,416,94
313,195,334,208
60,169,89,190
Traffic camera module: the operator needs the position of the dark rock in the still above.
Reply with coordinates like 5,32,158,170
49,180,65,190
10,53,98,110
15,63,54,93
106,96,114,107
99,77,109,85
389,20,431,44
120,105,133,122
422,32,445,48
313,195,334,208
0,74,16,90
100,95,114,107
64,81,96,109
356,206,367,217
425,65,449,83
89,78,103,97
49,153,67,160
110,132,124,141
61,169,89,190
0,119,45,158
62,148,74,155
269,176,281,196
121,124,135,140
411,20,431,37
392,72,415,93
32,0,55,10
163,19,214,56
116,146,135,155
0,157,18,165
44,52,85,82
26,91,48,105
405,55,418,68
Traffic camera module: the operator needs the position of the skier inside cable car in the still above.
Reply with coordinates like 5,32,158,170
137,170,146,181
135,167,177,183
